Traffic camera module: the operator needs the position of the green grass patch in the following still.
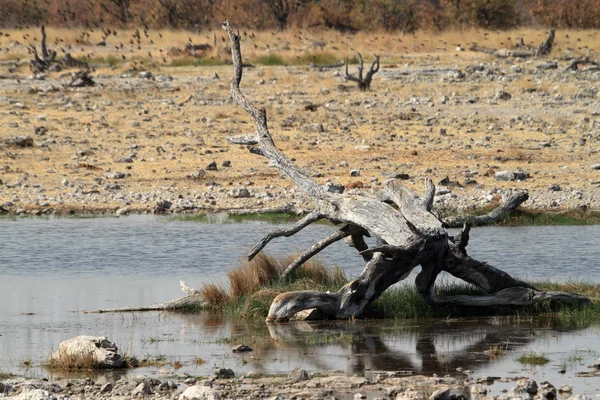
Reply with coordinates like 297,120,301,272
516,351,550,366
497,209,600,226
167,56,225,67
196,254,600,321
170,212,302,224
293,332,358,345
0,371,17,379
443,205,600,226
291,52,340,65
80,55,121,67
254,53,286,66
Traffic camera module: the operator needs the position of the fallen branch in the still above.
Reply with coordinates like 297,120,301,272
443,191,529,228
86,281,205,313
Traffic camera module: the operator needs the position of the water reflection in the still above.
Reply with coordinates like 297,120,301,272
265,317,595,377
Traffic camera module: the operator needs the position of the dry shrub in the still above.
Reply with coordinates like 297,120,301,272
227,253,280,298
201,253,346,310
46,351,100,370
199,282,229,308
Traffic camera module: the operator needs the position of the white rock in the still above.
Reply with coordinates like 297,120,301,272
50,335,125,368
15,389,52,400
179,384,221,400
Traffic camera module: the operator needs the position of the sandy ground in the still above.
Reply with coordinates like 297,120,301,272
1,30,600,216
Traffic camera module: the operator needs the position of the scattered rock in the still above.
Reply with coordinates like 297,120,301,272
14,389,51,400
592,164,600,171
289,368,309,382
536,62,558,70
325,183,345,194
431,387,468,400
106,172,127,179
494,90,512,101
155,200,172,213
301,123,325,133
232,344,252,353
221,160,231,167
494,171,515,181
6,136,34,148
350,169,360,177
215,368,235,379
206,161,218,171
116,207,130,216
229,187,251,198
49,335,125,369
385,172,410,180
190,170,207,179
138,71,153,79
132,381,153,396
548,184,561,191
179,384,221,400
100,382,114,393
34,126,48,136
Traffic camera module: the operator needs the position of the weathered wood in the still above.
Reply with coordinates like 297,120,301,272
537,29,556,58
99,21,590,319
220,20,589,322
345,52,380,91
443,191,528,228
87,281,205,313
279,225,356,280
310,61,344,71
65,70,95,87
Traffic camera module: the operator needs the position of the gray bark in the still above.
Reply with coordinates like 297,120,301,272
220,21,590,323
93,23,590,318
345,52,380,91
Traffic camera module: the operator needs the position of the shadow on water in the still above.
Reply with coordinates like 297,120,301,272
264,316,597,377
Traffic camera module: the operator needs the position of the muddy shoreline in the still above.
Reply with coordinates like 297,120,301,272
1,369,593,399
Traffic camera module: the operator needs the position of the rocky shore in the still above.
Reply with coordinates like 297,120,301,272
2,53,600,218
1,370,595,400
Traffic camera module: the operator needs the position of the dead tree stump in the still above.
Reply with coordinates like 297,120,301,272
220,21,590,323
536,29,555,58
345,52,379,91
30,26,59,73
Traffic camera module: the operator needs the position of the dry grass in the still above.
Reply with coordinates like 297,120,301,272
200,253,346,312
45,351,101,370
3,27,600,65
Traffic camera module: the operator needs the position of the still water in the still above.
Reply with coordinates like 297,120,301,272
1,215,599,394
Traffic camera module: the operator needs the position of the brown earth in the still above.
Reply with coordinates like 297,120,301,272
1,28,600,216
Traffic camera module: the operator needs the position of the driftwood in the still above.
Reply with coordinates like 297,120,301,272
310,61,344,71
29,26,90,74
565,57,600,72
218,21,589,322
345,52,379,91
91,22,589,319
470,30,555,59
537,29,555,58
87,281,205,313
64,69,96,87
233,22,590,320
443,191,529,228
30,26,59,73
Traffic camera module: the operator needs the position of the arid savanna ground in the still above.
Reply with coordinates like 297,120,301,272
1,27,600,215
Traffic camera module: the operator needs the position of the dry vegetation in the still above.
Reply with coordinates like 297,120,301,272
1,24,600,216
200,253,346,315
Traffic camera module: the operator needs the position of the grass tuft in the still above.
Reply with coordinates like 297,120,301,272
201,253,345,318
197,255,599,321
516,351,550,366
45,351,101,371
167,57,225,67
254,53,286,66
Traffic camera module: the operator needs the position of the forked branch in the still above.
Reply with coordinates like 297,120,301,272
345,52,380,91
